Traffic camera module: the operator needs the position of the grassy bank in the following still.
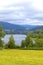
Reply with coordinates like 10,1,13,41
0,49,43,65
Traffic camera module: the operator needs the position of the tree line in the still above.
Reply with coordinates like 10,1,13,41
0,25,43,50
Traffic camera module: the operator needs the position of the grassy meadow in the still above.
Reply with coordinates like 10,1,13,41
0,50,43,65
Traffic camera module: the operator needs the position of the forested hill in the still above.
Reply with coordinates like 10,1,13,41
0,22,43,34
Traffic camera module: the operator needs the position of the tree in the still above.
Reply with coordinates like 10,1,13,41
0,25,6,48
5,44,8,49
21,40,26,48
7,35,15,49
35,38,43,48
25,34,31,47
0,39,4,48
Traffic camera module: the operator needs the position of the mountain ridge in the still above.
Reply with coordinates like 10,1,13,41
0,22,43,34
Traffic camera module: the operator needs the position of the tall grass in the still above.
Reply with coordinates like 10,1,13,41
0,49,43,65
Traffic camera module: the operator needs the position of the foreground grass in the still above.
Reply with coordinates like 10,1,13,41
0,49,43,65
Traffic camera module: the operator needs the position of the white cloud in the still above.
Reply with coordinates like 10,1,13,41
0,0,43,25
32,0,43,11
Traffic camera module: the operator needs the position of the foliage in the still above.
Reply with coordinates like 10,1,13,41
5,44,9,49
7,35,15,49
0,25,6,48
0,25,43,50
35,38,43,48
25,34,31,47
0,39,4,49
0,25,6,38
28,30,43,38
21,40,26,48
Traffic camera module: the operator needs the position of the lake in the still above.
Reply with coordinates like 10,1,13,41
2,34,26,46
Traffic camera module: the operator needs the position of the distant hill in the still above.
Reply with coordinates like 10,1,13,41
0,22,43,34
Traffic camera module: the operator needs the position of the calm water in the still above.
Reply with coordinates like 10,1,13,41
2,34,26,45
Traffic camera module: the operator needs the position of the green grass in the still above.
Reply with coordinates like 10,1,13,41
0,49,43,65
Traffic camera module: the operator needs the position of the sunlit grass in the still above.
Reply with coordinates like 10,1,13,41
0,49,43,65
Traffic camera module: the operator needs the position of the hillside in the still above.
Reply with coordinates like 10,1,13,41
0,22,26,34
0,22,43,34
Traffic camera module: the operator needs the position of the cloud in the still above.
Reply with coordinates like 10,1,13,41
0,0,43,25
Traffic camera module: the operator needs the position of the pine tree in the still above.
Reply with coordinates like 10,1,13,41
7,35,15,49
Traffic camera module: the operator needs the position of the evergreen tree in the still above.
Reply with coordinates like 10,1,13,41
25,34,31,47
0,25,6,48
21,40,26,48
7,35,15,49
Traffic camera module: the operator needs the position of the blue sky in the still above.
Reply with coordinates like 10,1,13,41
0,0,43,25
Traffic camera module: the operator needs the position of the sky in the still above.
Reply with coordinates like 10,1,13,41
0,0,43,25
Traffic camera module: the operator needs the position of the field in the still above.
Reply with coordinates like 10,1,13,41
0,50,43,65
